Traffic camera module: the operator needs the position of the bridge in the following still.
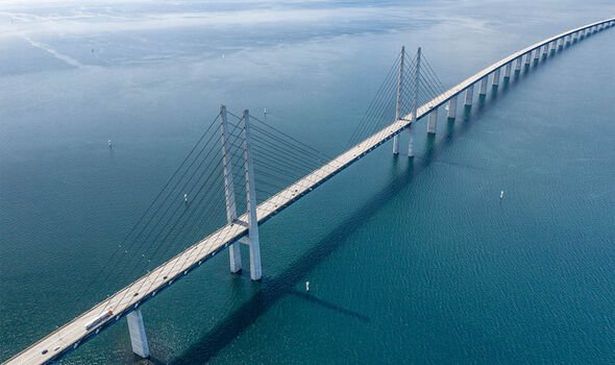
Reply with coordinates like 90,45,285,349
6,17,614,365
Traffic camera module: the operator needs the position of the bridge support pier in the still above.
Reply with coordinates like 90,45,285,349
524,52,531,68
427,108,438,135
464,84,474,107
515,57,522,73
504,62,512,81
127,310,150,359
407,127,414,157
533,47,540,63
392,133,400,154
220,105,242,274
447,96,457,121
479,76,488,96
240,109,262,281
492,68,500,88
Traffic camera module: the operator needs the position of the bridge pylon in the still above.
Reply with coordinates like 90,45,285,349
392,46,405,155
408,46,421,156
219,106,262,280
220,105,242,274
239,109,262,281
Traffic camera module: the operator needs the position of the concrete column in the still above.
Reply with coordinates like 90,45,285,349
550,41,556,54
220,105,242,274
464,84,474,106
447,96,457,120
240,110,262,281
515,57,522,72
565,35,571,46
492,68,500,87
407,127,414,157
427,108,438,135
524,52,531,66
504,62,512,80
542,43,549,58
392,46,405,155
479,76,488,96
533,47,540,62
127,310,150,359
391,132,400,155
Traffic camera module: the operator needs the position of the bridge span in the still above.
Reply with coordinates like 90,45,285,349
6,17,614,365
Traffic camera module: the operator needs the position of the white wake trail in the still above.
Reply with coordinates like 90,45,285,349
22,35,83,68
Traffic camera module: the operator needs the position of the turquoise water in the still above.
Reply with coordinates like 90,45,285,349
1,1,615,363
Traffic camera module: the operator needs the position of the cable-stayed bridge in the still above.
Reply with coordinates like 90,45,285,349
6,17,614,365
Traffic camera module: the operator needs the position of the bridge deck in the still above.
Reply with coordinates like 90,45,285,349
6,16,614,365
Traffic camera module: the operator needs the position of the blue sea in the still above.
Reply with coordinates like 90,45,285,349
1,1,615,363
